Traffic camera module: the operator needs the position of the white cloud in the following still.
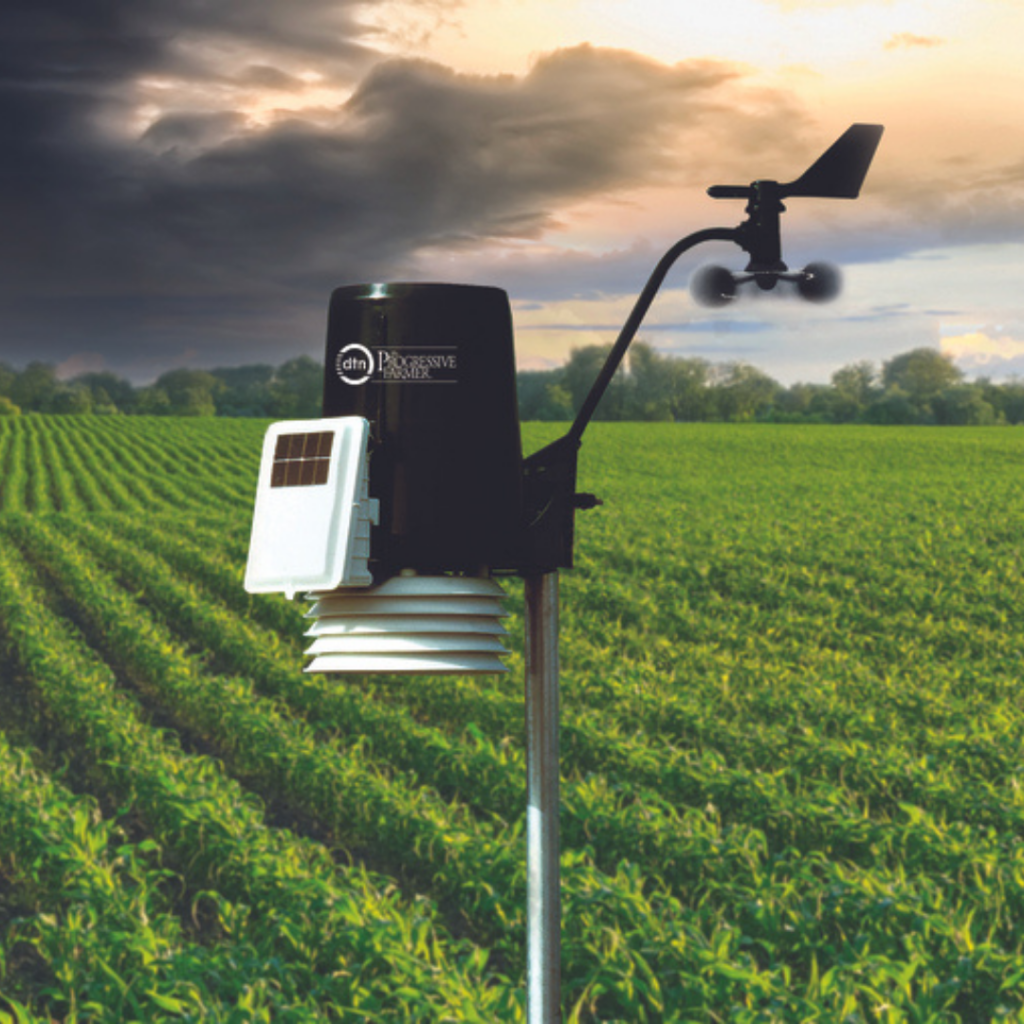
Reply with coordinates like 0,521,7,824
941,329,1024,378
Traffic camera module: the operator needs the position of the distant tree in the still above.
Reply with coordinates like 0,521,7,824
864,387,921,425
769,382,837,423
8,343,1019,423
135,387,172,415
561,345,614,418
211,364,274,417
0,395,20,416
830,360,877,420
773,382,816,418
176,387,217,417
152,369,222,416
620,343,665,421
881,348,961,403
1000,383,1024,425
90,387,121,415
10,362,58,412
268,357,322,419
931,385,996,426
50,385,93,415
665,357,713,421
517,370,555,419
71,372,135,413
540,383,575,421
811,386,857,423
517,370,573,421
975,378,1024,425
0,362,15,398
710,362,781,421
832,361,877,402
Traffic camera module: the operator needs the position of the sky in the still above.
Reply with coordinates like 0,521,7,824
3,0,1024,386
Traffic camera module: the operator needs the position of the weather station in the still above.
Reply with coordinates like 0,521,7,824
244,122,883,1023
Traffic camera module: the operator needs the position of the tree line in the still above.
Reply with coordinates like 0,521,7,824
520,343,1024,426
0,359,323,419
2,345,1022,425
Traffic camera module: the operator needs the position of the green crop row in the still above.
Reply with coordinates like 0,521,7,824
107,511,308,638
0,417,261,515
0,420,27,513
58,513,1024,1008
49,418,118,512
88,416,253,509
0,731,270,1021
0,534,518,1022
60,516,787,893
55,515,1014,878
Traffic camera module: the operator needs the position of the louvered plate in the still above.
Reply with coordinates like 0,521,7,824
306,633,508,656
305,652,508,674
307,614,509,637
313,576,506,597
306,595,507,619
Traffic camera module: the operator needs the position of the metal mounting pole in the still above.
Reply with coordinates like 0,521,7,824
524,571,561,1023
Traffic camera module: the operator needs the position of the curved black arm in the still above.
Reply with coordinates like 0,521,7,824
518,225,742,575
567,225,740,444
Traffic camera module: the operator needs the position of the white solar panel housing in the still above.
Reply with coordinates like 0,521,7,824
244,417,376,598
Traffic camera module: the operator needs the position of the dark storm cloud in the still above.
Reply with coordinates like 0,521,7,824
0,0,383,343
0,0,369,190
0,1,806,376
4,0,378,85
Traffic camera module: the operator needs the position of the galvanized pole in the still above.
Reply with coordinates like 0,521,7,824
524,571,561,1024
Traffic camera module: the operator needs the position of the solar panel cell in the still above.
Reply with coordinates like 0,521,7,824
270,431,334,488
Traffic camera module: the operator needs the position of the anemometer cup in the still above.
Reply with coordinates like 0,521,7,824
797,262,842,303
690,264,737,307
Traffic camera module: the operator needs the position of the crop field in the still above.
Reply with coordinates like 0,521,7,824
1,415,1024,1022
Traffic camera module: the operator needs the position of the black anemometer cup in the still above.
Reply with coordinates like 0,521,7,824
322,283,524,581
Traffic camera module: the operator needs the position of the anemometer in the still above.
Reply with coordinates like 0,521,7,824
693,122,883,305
245,122,883,1022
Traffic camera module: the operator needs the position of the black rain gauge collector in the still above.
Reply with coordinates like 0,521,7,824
245,123,883,1022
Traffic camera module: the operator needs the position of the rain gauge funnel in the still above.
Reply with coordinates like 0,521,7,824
243,123,883,1023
